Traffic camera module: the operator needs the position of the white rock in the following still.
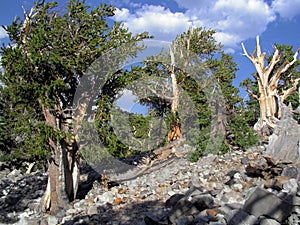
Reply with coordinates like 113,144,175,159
47,215,58,225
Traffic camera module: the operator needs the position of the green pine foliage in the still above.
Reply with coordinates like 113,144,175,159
0,0,149,166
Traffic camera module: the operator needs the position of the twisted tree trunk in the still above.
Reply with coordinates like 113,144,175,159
40,104,80,214
241,36,300,132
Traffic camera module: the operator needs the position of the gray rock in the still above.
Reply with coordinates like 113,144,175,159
208,223,226,225
5,194,21,205
165,194,185,208
143,214,165,225
293,196,300,207
287,213,300,225
282,178,298,194
241,156,249,165
281,166,300,179
66,208,77,215
168,198,197,224
225,209,258,225
47,215,58,225
260,218,281,225
243,187,293,222
217,203,243,216
191,194,214,211
265,104,300,163
174,215,194,225
87,205,98,215
294,205,300,213
194,211,210,224
191,176,201,188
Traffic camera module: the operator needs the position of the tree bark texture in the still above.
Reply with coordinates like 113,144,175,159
40,104,80,214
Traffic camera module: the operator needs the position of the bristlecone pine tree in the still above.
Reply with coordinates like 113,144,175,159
1,0,148,214
241,35,300,132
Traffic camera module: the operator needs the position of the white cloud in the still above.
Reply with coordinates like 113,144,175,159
114,8,131,21
0,26,8,40
181,0,276,49
113,0,277,52
114,5,191,41
272,0,300,19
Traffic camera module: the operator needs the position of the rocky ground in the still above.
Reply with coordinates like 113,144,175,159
0,145,299,225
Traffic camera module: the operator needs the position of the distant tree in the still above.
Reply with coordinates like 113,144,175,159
160,28,257,156
0,0,148,214
241,36,300,133
97,27,258,159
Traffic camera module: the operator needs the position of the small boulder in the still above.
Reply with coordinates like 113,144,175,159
243,187,293,222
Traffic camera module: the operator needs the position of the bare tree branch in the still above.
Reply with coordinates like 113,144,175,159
244,87,259,100
282,78,300,101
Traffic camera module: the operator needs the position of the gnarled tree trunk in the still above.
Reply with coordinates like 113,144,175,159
40,104,80,214
241,36,300,133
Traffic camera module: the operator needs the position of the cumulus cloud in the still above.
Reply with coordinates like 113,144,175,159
112,0,279,51
0,26,8,40
177,0,276,49
272,0,300,19
114,5,191,41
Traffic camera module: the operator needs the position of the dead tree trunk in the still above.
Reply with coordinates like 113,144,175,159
241,36,300,132
168,48,181,142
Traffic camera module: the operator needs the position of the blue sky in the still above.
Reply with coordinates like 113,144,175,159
0,0,300,102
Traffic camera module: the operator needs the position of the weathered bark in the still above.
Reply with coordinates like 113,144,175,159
241,36,299,132
40,104,80,214
168,47,181,142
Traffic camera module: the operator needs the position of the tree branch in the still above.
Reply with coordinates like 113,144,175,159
242,37,265,83
265,45,280,84
241,42,252,61
270,48,299,89
244,87,259,100
282,78,300,101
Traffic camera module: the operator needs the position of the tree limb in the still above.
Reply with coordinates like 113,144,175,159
265,45,280,84
270,49,299,89
241,42,252,61
244,87,259,100
282,78,300,101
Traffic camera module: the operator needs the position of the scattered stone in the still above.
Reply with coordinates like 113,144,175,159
0,143,299,225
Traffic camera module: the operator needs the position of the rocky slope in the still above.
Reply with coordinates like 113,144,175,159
0,145,299,225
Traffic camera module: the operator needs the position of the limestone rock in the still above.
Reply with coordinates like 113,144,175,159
265,104,300,163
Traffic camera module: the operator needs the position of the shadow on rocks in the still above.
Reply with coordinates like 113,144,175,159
0,171,47,224
76,163,102,200
61,199,166,225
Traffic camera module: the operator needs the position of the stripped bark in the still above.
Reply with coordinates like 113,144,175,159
241,36,300,132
